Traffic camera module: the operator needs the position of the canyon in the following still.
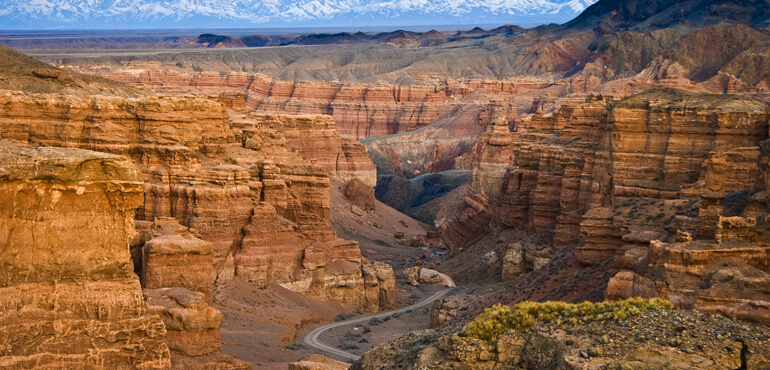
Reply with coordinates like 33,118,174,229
2,0,770,368
0,43,404,368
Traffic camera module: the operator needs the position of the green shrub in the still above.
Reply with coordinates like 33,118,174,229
465,298,674,342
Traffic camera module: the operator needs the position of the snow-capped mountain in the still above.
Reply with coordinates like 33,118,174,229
0,0,597,29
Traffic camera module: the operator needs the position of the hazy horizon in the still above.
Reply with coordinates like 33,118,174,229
0,0,595,31
0,22,550,35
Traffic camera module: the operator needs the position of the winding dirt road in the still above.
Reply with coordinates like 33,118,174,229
302,288,454,362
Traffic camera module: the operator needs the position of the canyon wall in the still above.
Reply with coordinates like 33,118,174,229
443,88,769,282
231,113,377,187
440,87,770,325
492,89,768,255
245,74,530,139
59,67,538,140
0,90,393,312
0,145,171,369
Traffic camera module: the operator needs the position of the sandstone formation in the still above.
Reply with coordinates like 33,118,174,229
444,88,767,261
363,101,517,177
602,138,770,325
0,145,171,369
402,266,456,288
430,295,467,327
606,237,770,326
232,113,377,187
64,66,528,140
146,288,223,357
0,87,393,312
501,240,551,282
6,2,770,365
432,87,770,330
288,354,350,370
246,75,523,140
142,219,215,301
344,178,376,211
471,117,515,198
145,288,251,369
744,139,770,239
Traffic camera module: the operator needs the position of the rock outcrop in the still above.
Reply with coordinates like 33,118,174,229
445,88,767,262
289,354,350,370
232,113,377,187
471,117,515,198
0,88,392,312
435,87,770,328
142,219,215,302
439,192,491,255
0,145,171,369
402,266,456,288
146,288,223,356
344,178,376,212
602,147,769,320
430,295,467,327
607,237,770,326
354,302,770,370
145,288,251,369
63,67,528,140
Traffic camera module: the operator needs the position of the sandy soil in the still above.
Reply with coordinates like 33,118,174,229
216,281,349,369
330,177,433,262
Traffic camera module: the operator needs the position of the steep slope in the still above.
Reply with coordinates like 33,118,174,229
0,44,141,95
564,0,770,31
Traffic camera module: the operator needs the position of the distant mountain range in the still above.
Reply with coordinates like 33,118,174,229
0,0,596,30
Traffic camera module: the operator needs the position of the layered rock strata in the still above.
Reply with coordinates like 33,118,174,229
602,135,770,325
0,89,392,311
452,88,768,261
145,288,251,369
63,67,533,140
231,113,376,187
471,117,515,198
436,88,770,323
142,219,215,301
590,102,770,327
607,237,770,326
146,288,223,357
439,192,492,255
247,75,526,139
0,145,171,369
142,226,250,368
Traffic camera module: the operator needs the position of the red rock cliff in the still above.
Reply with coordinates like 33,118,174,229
0,90,393,312
0,145,171,369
